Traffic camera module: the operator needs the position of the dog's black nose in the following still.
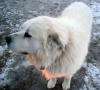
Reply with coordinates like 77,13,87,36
5,36,12,44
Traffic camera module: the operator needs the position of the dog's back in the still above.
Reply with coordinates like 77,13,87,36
61,2,92,28
55,2,93,75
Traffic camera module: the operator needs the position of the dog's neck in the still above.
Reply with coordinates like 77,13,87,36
46,50,65,74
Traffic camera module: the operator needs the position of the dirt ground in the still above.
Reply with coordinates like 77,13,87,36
0,0,100,90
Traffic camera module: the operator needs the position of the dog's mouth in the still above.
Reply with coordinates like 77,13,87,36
40,66,45,70
8,49,29,55
28,54,45,70
20,52,29,55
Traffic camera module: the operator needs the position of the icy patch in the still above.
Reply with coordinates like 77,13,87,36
82,62,100,90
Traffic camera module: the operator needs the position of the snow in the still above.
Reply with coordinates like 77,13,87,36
0,59,15,86
0,57,32,87
93,32,100,37
94,19,100,25
6,59,15,66
90,2,100,24
82,62,100,90
87,63,100,85
79,85,87,90
90,2,100,17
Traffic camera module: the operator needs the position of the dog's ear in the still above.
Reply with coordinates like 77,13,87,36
47,33,64,50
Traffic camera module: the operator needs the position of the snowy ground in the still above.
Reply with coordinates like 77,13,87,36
0,0,100,90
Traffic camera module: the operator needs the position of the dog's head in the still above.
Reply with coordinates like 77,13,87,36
6,16,66,69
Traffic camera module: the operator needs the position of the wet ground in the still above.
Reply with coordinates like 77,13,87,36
0,0,100,90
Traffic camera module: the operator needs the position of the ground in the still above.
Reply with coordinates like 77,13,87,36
0,0,100,90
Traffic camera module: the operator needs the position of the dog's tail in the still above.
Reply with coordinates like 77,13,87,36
61,2,93,27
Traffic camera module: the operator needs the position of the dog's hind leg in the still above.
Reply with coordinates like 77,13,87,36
47,78,57,88
62,76,72,90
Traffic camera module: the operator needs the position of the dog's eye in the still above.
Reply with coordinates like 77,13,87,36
24,32,32,38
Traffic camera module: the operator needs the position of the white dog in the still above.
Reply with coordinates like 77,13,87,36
6,2,92,90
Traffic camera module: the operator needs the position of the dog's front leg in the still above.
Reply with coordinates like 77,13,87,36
62,76,72,90
47,78,57,88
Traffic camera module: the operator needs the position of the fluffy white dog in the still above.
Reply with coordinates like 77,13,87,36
6,2,92,90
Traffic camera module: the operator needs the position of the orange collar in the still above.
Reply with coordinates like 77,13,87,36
28,55,70,80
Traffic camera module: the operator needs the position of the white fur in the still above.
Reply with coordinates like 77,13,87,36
8,2,92,90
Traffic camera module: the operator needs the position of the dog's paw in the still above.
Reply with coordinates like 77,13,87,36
62,81,70,90
47,79,57,89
